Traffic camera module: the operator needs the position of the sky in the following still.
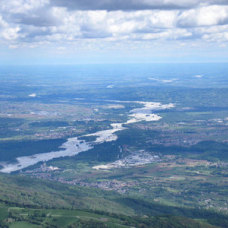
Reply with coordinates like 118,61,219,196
0,0,228,64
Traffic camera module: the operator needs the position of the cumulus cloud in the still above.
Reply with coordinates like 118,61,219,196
0,0,228,47
0,0,49,14
178,5,228,27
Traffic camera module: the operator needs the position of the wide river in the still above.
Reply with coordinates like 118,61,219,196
0,101,174,173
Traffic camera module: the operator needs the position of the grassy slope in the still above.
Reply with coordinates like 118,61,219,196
0,174,228,228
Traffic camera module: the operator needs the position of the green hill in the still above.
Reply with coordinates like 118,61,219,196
0,173,227,228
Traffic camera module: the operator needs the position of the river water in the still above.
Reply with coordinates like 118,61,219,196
0,101,174,173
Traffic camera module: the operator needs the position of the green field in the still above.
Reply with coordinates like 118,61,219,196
0,173,227,227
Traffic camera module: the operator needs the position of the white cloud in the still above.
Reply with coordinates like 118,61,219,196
202,31,228,42
0,16,8,28
0,0,228,48
178,5,228,27
0,0,49,14
1,27,21,40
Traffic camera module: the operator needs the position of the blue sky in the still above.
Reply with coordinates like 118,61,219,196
0,0,228,64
